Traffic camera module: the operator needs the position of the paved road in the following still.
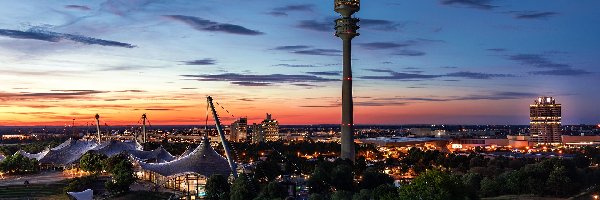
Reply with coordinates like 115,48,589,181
0,171,72,186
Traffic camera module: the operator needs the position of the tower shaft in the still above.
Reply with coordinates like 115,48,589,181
142,114,147,143
95,114,101,142
341,38,355,161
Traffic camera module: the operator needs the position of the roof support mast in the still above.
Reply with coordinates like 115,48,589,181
207,96,238,178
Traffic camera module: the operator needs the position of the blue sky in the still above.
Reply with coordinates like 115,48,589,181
0,0,598,125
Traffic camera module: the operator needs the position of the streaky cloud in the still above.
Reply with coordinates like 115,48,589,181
164,15,264,35
293,49,341,56
181,73,336,87
529,69,591,76
275,64,320,68
183,58,216,65
446,71,514,79
292,83,320,87
360,72,442,80
393,91,536,103
440,0,497,10
296,20,330,32
359,42,414,50
306,71,341,76
508,54,570,69
64,5,91,11
360,19,403,31
508,53,590,76
361,69,514,80
0,28,135,48
486,48,506,52
271,45,311,51
267,4,314,16
272,45,340,56
510,11,558,20
393,49,426,56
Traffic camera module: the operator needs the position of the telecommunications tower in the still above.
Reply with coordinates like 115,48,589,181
334,0,360,162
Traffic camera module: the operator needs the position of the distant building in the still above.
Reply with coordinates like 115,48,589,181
451,138,509,150
230,117,247,142
529,97,562,144
409,128,432,137
262,113,280,142
561,135,600,146
251,123,264,143
1,134,33,140
507,135,532,148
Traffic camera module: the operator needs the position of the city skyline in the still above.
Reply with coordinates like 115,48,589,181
1,1,600,126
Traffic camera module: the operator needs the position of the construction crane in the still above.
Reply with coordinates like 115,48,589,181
207,96,238,178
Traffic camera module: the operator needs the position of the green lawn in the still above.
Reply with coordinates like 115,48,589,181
0,182,69,199
0,182,175,200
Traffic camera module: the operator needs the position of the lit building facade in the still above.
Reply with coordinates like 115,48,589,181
529,96,562,144
262,113,280,142
230,117,247,142
251,123,264,144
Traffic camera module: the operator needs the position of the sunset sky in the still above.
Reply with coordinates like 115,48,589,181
1,0,599,126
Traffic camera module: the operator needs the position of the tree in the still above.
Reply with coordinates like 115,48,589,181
546,166,573,197
64,175,98,193
372,184,398,200
352,189,371,200
573,154,591,168
257,181,288,200
331,190,353,200
359,168,393,190
479,177,498,197
206,174,230,200
0,154,39,174
79,152,107,174
462,173,481,199
104,154,135,194
398,169,468,200
308,163,332,194
230,173,258,200
354,157,368,176
502,170,525,194
102,153,129,173
254,159,282,182
309,193,329,200
330,164,354,191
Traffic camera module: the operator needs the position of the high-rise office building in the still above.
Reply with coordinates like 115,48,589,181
230,117,247,142
529,96,562,144
262,113,280,142
251,123,264,144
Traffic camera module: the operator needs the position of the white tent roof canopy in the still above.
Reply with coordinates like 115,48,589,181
67,189,93,200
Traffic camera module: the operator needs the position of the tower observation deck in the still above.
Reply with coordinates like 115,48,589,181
334,0,360,162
